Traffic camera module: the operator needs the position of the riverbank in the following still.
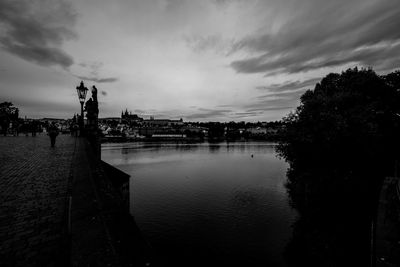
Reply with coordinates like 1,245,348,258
101,136,281,143
71,137,152,266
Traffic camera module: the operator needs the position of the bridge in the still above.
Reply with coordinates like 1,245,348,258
0,134,151,266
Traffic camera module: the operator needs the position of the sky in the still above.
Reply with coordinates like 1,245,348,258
0,0,399,121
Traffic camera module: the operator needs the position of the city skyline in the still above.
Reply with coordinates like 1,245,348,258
0,0,399,121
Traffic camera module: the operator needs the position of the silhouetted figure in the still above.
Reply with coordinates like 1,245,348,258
71,123,78,137
23,122,29,136
48,122,59,147
31,121,37,136
12,122,19,136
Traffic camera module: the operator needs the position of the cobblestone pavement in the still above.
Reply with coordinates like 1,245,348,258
0,134,76,266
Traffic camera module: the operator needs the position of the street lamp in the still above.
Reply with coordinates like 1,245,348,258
76,81,88,135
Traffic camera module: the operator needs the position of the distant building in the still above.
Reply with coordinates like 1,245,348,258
138,127,158,137
121,109,143,124
98,117,122,123
152,134,187,138
142,117,184,127
40,118,66,123
247,127,267,134
181,125,208,134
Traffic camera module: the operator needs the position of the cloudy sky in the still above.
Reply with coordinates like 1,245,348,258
0,0,399,121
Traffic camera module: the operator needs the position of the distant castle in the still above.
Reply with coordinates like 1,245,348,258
121,108,183,126
121,109,143,123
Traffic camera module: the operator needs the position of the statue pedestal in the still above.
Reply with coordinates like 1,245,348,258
85,86,100,159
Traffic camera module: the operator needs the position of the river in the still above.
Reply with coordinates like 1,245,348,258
101,141,297,267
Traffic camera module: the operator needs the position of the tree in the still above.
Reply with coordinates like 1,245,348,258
0,102,19,135
280,67,400,181
277,67,400,266
207,122,225,140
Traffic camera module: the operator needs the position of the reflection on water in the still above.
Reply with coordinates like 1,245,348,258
102,142,297,267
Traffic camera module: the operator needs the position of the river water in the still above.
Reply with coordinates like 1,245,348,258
102,142,297,266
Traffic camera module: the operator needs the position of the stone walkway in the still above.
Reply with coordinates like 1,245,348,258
0,134,76,266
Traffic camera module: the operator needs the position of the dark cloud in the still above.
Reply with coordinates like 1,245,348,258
243,90,300,115
0,0,77,69
256,77,320,92
79,61,104,76
233,111,259,117
256,89,306,100
188,103,295,120
76,61,117,83
245,106,294,112
96,78,118,83
101,91,107,96
232,107,294,118
185,109,232,120
250,77,317,109
76,75,118,83
212,0,234,4
230,0,400,75
211,0,249,7
216,104,233,108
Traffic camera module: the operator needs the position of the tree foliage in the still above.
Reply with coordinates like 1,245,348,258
0,102,19,134
279,68,400,193
277,67,400,266
0,102,19,118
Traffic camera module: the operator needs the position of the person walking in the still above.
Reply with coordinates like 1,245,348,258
48,122,59,147
73,123,79,137
31,121,37,136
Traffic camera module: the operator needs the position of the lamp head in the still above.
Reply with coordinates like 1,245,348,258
76,81,88,104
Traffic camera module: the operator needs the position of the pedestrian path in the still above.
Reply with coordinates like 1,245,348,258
0,134,76,266
0,134,151,266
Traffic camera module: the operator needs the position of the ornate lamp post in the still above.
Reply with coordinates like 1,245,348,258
76,81,88,136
